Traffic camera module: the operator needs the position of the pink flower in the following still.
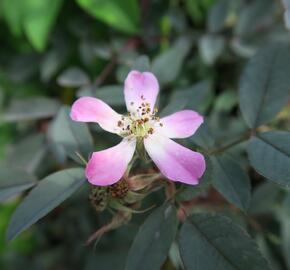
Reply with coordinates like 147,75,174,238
70,71,206,186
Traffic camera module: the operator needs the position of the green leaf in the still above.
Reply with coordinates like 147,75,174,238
57,67,90,87
125,204,178,270
231,39,256,58
214,90,237,112
248,131,290,187
2,0,62,50
76,0,140,34
6,168,85,241
199,34,225,65
190,121,216,150
131,55,150,72
23,0,63,51
40,48,68,82
186,0,215,23
6,134,46,174
48,106,94,162
239,43,290,128
2,0,25,36
249,182,281,215
235,0,275,38
282,0,290,30
160,80,212,116
0,166,36,202
179,213,270,270
85,226,137,270
256,234,282,270
95,85,124,107
6,54,39,83
211,154,251,211
207,0,230,33
152,37,192,85
2,97,60,122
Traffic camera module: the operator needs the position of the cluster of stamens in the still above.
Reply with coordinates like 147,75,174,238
118,95,163,138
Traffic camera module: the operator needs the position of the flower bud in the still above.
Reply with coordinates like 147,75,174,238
89,187,109,212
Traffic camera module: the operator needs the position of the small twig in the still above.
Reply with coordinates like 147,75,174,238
94,55,118,87
165,181,176,201
75,151,88,165
208,131,251,155
177,206,189,222
85,211,130,246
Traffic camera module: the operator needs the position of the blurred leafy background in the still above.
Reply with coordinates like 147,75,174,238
0,0,290,269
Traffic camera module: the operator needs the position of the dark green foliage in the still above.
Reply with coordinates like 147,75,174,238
48,106,94,162
239,44,290,128
125,204,178,270
248,132,290,187
179,213,271,270
6,168,85,241
0,0,290,269
2,97,60,122
0,166,36,202
76,0,140,34
211,154,251,211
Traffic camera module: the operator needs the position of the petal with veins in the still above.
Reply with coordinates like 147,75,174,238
86,138,136,186
144,133,205,185
157,110,204,139
70,97,122,134
124,70,159,113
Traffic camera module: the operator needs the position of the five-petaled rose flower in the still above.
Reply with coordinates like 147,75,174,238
70,70,206,186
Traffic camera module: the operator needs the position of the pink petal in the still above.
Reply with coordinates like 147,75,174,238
156,110,204,139
70,97,122,133
144,133,205,185
124,70,159,112
86,138,136,186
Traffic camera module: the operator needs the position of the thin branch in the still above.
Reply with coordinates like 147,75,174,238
208,131,251,155
94,55,118,87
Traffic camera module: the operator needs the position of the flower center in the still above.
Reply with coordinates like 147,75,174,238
130,118,154,137
118,99,163,138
